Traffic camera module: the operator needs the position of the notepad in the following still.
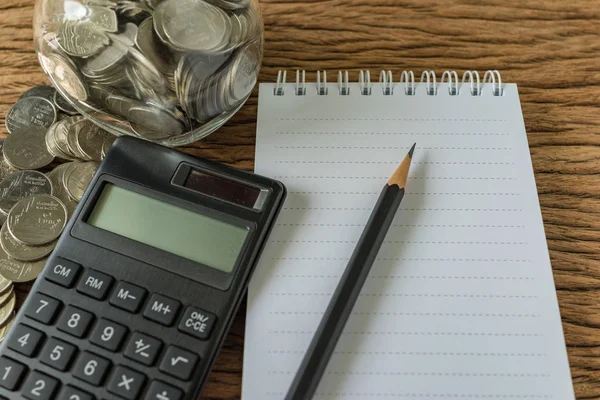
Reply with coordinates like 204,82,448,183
242,71,574,399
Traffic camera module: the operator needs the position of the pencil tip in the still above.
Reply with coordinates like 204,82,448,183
408,143,416,158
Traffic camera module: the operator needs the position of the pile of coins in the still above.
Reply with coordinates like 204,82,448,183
0,85,108,288
0,275,15,342
38,0,262,141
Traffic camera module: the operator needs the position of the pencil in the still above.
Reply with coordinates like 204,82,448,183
284,143,416,400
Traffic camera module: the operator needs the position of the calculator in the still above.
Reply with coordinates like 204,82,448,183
0,136,286,400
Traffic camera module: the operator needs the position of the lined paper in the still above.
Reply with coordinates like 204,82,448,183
242,82,574,399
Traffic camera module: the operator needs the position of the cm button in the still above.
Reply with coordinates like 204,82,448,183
178,307,217,340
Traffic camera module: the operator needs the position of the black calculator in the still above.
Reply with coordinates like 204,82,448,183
0,137,286,400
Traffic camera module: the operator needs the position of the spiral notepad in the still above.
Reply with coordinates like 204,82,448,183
243,70,574,399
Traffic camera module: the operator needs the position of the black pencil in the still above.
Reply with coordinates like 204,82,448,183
284,143,416,400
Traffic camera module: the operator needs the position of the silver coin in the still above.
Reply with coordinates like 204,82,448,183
47,164,79,216
228,40,260,103
76,121,112,161
64,162,99,201
0,171,53,215
5,97,57,135
100,136,116,159
105,94,142,118
0,224,56,262
38,53,89,101
0,245,47,283
128,105,184,138
57,20,110,58
0,291,15,326
19,86,57,102
156,0,231,52
3,129,55,170
87,5,119,33
53,91,79,115
7,195,68,246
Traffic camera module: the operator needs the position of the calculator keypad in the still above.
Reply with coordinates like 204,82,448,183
89,318,128,352
107,366,146,399
3,263,218,399
73,352,111,386
143,294,181,326
7,325,45,357
39,338,77,371
0,357,27,390
24,293,62,325
22,370,60,400
124,332,162,366
57,306,95,338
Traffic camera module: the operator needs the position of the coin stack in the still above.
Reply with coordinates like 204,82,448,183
0,274,15,342
38,0,262,141
0,85,108,287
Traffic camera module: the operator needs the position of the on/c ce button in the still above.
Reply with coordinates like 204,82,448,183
177,307,217,340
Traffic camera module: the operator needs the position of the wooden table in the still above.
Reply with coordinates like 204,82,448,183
1,0,599,398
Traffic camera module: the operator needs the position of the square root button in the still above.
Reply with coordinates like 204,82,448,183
177,307,217,340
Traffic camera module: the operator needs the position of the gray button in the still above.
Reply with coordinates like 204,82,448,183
158,346,198,381
109,282,146,313
124,332,162,366
7,324,45,357
22,370,60,400
76,269,114,300
107,366,146,399
57,306,94,338
142,294,180,326
73,351,111,386
0,356,27,390
144,380,183,400
45,258,81,288
24,293,62,325
90,318,128,352
177,306,217,340
40,337,77,371
58,385,94,400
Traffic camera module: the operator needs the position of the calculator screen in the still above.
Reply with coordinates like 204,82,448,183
87,184,249,273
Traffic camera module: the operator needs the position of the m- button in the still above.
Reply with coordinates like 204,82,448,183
76,269,114,300
178,307,217,340
143,294,181,326
45,257,81,288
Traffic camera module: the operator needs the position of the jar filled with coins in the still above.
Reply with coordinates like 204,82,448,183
33,0,263,146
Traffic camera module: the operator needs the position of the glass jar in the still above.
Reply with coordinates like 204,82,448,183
33,0,263,146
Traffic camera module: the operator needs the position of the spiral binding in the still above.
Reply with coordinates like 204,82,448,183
274,70,503,96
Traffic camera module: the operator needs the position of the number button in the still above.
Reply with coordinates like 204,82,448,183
178,306,217,340
0,356,27,390
45,258,81,288
57,306,94,338
158,346,198,381
89,318,128,352
73,351,111,386
76,269,114,300
24,293,62,325
58,385,94,400
123,332,162,366
7,324,45,357
39,337,77,371
22,370,60,400
109,281,146,313
143,294,181,326
144,380,183,400
107,366,146,400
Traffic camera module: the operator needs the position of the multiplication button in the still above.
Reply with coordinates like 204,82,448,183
178,306,217,340
142,294,180,326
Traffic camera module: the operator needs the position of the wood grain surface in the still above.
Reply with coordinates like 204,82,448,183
1,0,600,399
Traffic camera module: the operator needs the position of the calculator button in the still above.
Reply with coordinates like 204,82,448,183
143,294,180,326
39,337,77,371
0,356,27,390
123,332,162,366
89,318,128,352
58,385,94,400
46,258,81,288
107,366,146,399
24,293,62,325
57,306,94,338
77,269,114,300
178,306,217,340
73,351,111,386
158,346,198,381
109,281,146,313
144,380,183,400
7,324,45,357
22,370,60,400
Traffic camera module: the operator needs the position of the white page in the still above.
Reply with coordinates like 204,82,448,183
243,80,574,399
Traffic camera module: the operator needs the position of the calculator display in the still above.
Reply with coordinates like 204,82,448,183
87,184,249,273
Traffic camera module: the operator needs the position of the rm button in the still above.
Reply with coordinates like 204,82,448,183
45,258,81,288
178,307,217,340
